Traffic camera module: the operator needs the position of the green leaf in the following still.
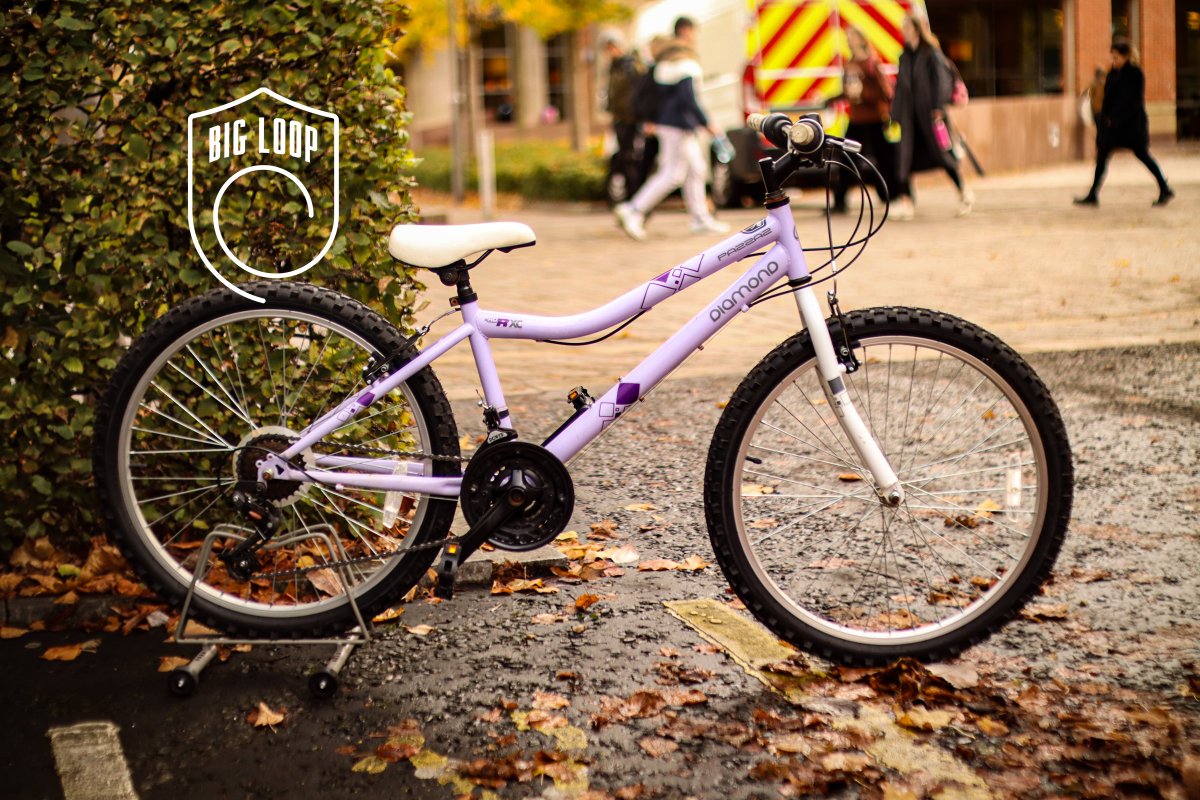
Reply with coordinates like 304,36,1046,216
63,357,84,374
30,475,52,496
54,15,95,30
6,241,33,256
126,134,149,160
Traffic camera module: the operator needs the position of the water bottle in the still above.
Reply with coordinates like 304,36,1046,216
712,135,735,164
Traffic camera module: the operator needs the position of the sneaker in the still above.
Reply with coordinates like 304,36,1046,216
690,218,731,235
1153,188,1175,207
614,203,646,241
1073,194,1099,206
956,188,975,217
891,197,915,221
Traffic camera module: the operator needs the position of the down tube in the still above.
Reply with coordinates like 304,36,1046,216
544,245,790,463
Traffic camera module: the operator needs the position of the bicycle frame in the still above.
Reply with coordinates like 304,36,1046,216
265,201,902,502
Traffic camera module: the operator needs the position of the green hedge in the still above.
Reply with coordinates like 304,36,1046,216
413,141,608,202
0,0,421,551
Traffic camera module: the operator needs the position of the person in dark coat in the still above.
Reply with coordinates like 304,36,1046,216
602,33,649,202
1075,40,1174,206
890,14,971,219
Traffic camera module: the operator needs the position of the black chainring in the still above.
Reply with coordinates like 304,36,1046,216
461,440,574,552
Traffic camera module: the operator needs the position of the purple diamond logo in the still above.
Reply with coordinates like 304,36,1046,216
616,382,640,405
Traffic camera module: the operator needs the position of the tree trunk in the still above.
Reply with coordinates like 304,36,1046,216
567,30,590,153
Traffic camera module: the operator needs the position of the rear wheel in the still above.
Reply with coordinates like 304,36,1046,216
705,307,1072,664
94,282,459,637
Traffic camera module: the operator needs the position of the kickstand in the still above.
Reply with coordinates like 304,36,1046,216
166,524,373,699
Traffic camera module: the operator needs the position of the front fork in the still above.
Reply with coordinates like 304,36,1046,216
794,287,904,506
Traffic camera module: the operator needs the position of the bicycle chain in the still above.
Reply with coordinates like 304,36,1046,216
245,439,471,583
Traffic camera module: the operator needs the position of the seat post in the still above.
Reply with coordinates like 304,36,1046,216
432,264,478,306
455,271,477,306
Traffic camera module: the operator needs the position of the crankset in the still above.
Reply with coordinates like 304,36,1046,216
433,440,574,599
461,440,575,552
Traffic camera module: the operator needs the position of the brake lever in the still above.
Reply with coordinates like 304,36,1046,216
819,134,863,155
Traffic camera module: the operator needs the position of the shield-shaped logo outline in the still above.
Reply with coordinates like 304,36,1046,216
187,87,340,303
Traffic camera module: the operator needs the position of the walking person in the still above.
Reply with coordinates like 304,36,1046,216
1074,40,1174,207
890,14,972,220
601,33,648,203
614,17,729,241
828,26,896,213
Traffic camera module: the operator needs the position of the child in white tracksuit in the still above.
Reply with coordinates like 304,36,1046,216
614,18,728,241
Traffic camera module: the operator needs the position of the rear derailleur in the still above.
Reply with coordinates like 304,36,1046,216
221,487,282,581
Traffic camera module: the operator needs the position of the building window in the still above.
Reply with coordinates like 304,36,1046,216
1180,1,1200,138
546,34,568,119
480,23,515,122
927,0,1064,97
1111,0,1133,39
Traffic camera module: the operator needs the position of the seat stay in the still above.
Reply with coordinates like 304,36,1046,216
281,321,476,461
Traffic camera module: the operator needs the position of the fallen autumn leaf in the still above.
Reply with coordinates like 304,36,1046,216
247,702,285,728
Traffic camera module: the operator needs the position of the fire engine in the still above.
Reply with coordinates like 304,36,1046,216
622,0,925,207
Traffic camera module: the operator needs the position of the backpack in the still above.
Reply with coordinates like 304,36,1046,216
630,67,660,124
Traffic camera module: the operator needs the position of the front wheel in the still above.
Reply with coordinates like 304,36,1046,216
705,307,1072,664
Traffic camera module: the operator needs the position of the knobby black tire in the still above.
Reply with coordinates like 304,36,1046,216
93,282,459,638
704,307,1073,665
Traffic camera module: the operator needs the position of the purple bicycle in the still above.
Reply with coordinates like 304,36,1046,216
94,114,1072,664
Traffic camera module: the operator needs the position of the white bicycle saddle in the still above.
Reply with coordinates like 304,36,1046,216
388,222,536,269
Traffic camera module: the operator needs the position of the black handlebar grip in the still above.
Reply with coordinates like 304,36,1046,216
746,112,794,150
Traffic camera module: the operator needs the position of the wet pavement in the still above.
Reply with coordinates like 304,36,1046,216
4,341,1198,799
3,149,1199,799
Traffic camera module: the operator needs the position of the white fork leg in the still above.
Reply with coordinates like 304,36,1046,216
794,288,904,505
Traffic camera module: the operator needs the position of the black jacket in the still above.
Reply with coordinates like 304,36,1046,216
653,53,709,131
606,54,643,125
892,43,956,179
1098,63,1150,150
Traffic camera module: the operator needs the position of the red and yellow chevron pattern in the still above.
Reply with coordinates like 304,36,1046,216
747,0,919,113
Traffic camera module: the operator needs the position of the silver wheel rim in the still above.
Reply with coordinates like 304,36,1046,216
732,334,1049,647
115,308,438,620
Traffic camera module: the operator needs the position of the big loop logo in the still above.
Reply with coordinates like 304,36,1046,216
187,87,340,303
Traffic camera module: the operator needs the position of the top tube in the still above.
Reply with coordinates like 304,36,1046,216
476,216,787,342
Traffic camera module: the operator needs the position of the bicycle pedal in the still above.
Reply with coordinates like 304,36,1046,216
434,542,463,600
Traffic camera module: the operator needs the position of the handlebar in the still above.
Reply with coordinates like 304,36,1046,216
746,112,862,157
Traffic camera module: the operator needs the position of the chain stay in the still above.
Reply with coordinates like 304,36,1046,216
246,439,469,582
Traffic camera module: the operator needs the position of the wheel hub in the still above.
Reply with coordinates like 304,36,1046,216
234,426,313,507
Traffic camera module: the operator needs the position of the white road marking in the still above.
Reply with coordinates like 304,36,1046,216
48,721,139,800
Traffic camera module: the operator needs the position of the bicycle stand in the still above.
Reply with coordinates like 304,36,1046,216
166,524,373,699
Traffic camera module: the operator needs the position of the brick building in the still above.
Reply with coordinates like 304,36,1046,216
928,0,1197,171
401,1,1198,172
